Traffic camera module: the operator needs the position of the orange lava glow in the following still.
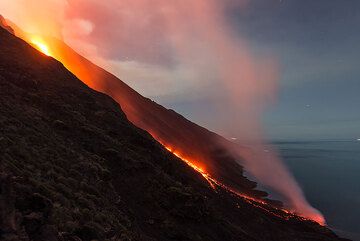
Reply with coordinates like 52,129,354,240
30,37,51,56
163,142,325,226
164,145,216,189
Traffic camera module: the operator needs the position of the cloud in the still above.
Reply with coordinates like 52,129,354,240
61,0,278,122
1,0,277,119
0,0,66,37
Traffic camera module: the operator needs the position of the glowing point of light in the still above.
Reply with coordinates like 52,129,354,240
30,38,51,56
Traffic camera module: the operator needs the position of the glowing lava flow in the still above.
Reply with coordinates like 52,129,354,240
164,145,217,189
164,144,276,204
30,37,51,56
163,143,325,226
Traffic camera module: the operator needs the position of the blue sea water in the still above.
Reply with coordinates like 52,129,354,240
273,140,360,240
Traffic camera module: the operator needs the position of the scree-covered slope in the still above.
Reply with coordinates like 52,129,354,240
0,26,349,241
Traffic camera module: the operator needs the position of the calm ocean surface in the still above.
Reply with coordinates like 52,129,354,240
273,140,360,240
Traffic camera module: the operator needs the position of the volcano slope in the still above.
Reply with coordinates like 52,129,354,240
14,30,269,201
4,14,290,206
0,26,349,241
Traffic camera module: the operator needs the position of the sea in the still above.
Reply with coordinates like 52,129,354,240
272,140,360,241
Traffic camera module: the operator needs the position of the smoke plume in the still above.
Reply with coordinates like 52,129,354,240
0,0,324,223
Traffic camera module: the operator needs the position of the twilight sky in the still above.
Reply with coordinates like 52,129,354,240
167,0,360,141
1,0,359,140
229,0,360,140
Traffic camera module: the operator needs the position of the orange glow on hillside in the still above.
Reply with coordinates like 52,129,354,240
19,34,98,89
164,145,216,189
162,142,325,226
30,37,51,56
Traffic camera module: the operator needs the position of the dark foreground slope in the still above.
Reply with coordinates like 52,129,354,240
0,27,347,241
19,32,267,200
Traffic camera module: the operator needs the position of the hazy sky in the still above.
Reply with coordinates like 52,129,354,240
162,0,360,140
249,0,360,141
